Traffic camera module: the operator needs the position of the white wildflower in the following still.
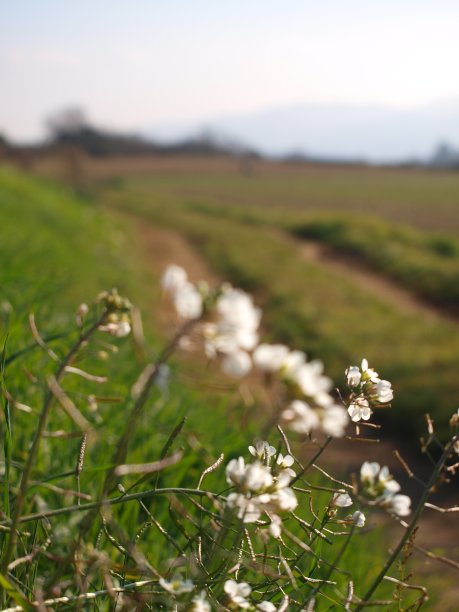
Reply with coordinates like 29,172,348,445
281,399,320,434
332,492,353,508
268,487,298,512
226,458,273,492
224,580,252,609
253,343,289,373
159,576,194,594
99,320,131,338
352,510,366,527
161,264,188,295
268,514,282,538
383,494,411,517
360,461,410,517
321,404,349,437
226,493,264,523
372,379,393,404
360,358,379,382
256,602,277,611
173,282,203,320
345,365,361,387
221,349,252,378
249,441,276,462
190,591,211,612
276,453,295,471
76,302,89,326
280,349,306,380
348,396,372,422
360,461,380,485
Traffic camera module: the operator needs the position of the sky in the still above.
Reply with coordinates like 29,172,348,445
2,1,459,154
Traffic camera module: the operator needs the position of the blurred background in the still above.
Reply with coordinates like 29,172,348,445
2,1,459,455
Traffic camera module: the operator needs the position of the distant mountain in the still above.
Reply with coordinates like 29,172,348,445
147,99,459,163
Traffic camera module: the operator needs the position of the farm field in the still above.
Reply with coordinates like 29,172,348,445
2,160,459,608
64,156,459,444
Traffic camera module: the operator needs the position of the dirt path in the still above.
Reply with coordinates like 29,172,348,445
297,239,457,324
135,218,219,286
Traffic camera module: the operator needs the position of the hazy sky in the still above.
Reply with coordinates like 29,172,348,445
2,1,459,142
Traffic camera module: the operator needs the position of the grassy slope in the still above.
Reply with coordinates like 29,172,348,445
97,171,459,441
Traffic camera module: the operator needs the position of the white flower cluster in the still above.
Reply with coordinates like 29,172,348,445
96,289,132,338
224,580,282,610
345,358,393,422
203,286,261,378
253,344,349,437
159,577,211,610
161,265,261,378
225,442,297,536
161,264,204,320
331,492,366,527
360,461,411,517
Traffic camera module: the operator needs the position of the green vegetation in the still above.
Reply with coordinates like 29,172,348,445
97,170,459,441
294,216,459,309
1,165,457,608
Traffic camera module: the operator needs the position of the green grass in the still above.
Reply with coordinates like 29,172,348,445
0,165,454,608
294,216,459,308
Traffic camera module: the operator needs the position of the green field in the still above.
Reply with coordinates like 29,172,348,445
1,162,458,608
89,161,459,442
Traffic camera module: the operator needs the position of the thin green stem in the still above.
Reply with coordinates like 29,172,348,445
77,317,199,541
0,487,218,526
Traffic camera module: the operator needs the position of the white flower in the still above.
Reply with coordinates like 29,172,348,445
360,461,380,485
76,303,89,325
361,462,400,495
221,349,252,378
268,514,282,538
321,404,349,437
360,462,410,516
161,264,188,295
280,350,306,379
281,400,320,434
215,287,261,351
253,343,289,373
173,282,203,319
249,441,276,461
378,466,401,494
224,580,252,609
352,510,366,527
373,379,393,404
159,576,194,594
348,396,372,422
361,358,379,382
226,493,263,523
383,494,411,517
256,602,277,611
244,462,274,492
276,453,295,469
226,457,247,487
269,487,298,512
190,591,211,612
226,458,273,492
346,365,361,387
332,492,353,508
99,320,131,338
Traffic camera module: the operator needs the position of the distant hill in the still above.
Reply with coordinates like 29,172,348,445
147,98,459,163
